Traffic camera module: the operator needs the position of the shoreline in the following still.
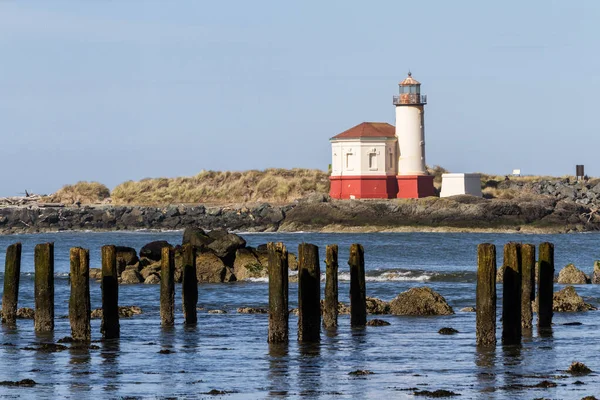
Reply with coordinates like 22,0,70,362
0,195,598,236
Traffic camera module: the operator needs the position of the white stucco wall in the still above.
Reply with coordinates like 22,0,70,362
440,173,482,197
330,138,397,176
395,105,426,175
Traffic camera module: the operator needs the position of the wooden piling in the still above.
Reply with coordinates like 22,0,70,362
476,243,496,346
181,243,198,325
160,247,175,327
298,243,320,342
502,242,522,345
268,242,289,343
537,242,554,328
520,244,536,331
101,245,120,339
69,247,91,341
323,245,339,329
34,242,54,332
349,244,366,327
2,243,22,327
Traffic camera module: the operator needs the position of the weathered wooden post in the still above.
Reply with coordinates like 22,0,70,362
69,247,91,341
349,243,366,327
520,244,536,331
161,247,175,327
268,242,288,343
323,245,339,329
181,243,198,325
476,243,496,346
502,242,522,345
34,242,54,332
101,245,120,339
297,243,320,342
538,242,554,329
2,243,22,327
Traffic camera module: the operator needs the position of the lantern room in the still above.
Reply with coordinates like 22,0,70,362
393,72,427,106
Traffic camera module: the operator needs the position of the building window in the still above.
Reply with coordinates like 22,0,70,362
345,153,353,170
369,153,377,170
388,152,393,170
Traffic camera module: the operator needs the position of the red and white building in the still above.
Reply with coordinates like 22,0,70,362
329,73,435,199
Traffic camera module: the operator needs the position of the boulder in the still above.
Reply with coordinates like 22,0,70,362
232,247,266,281
182,227,214,249
551,286,596,312
206,228,229,241
91,306,143,319
237,307,268,314
557,263,590,284
121,269,143,284
592,260,600,284
89,268,102,280
288,253,298,271
196,251,236,283
253,244,297,271
389,287,454,316
207,232,246,264
366,297,390,314
116,246,139,273
139,240,173,262
496,265,504,283
140,262,161,280
144,274,161,284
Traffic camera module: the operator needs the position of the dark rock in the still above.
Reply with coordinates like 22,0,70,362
348,370,374,376
389,287,454,316
543,286,596,312
0,379,36,386
207,232,246,264
158,349,175,354
367,319,390,326
182,227,214,248
366,297,390,314
57,336,74,343
532,380,557,388
567,361,592,375
116,246,139,274
414,389,459,397
438,327,459,335
139,240,172,262
207,228,228,241
592,261,600,284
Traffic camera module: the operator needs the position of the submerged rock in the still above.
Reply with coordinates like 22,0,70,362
237,307,268,314
0,379,36,386
366,319,390,326
208,309,227,314
557,263,590,284
389,287,454,316
413,389,459,397
366,297,390,314
460,307,476,312
16,308,34,319
91,306,143,319
567,361,592,375
438,327,459,335
549,286,596,312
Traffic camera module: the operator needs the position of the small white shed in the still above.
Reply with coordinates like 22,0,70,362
440,173,482,198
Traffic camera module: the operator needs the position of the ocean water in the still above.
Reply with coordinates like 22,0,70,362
0,231,599,399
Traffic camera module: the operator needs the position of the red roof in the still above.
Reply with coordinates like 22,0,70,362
331,122,396,139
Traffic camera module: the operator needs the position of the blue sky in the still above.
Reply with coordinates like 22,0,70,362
1,1,599,196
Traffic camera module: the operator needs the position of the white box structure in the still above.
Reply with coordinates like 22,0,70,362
440,173,482,198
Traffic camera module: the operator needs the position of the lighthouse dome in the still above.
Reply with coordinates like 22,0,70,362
399,72,420,86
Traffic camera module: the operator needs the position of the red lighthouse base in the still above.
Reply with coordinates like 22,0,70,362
329,175,398,199
329,175,435,199
396,175,436,198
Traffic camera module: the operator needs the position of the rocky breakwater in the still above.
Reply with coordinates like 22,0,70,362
0,202,290,234
2,189,600,233
89,227,298,284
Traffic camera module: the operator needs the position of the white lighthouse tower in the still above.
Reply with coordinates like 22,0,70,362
392,72,435,198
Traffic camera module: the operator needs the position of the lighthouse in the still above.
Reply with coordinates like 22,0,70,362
393,72,435,198
328,72,435,199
